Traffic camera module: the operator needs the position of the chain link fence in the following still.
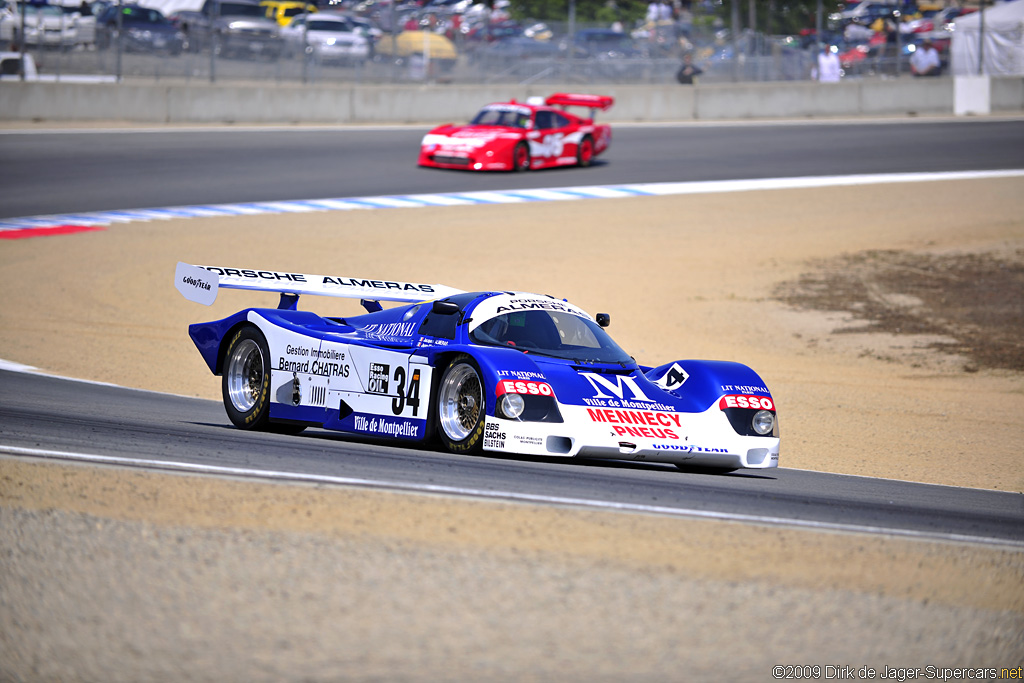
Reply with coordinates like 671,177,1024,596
2,13,934,87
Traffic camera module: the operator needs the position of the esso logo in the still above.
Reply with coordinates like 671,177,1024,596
497,380,554,397
718,394,775,411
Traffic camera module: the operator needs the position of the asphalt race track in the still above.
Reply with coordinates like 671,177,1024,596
2,366,1023,547
1,118,1023,219
2,118,1024,548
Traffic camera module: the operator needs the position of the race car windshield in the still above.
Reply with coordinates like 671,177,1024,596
470,108,531,128
470,310,633,364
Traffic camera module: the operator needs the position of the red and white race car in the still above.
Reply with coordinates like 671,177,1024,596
418,93,614,172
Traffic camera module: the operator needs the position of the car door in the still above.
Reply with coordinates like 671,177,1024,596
529,109,574,167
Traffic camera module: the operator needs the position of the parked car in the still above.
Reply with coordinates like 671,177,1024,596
280,11,368,65
838,32,887,75
95,4,184,54
830,1,899,25
472,34,559,68
0,50,36,77
0,3,79,49
561,28,642,59
901,7,976,34
172,0,280,59
54,0,95,46
342,12,381,53
259,0,315,27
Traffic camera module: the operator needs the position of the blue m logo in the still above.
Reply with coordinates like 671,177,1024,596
579,372,656,403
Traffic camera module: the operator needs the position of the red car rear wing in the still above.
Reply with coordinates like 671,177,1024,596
545,93,615,112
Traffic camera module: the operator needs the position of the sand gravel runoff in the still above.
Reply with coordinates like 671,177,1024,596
1,173,1023,680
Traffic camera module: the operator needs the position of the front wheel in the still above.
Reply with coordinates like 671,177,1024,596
435,355,486,453
222,325,272,430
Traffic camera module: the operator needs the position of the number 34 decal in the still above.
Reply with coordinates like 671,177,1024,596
391,367,422,417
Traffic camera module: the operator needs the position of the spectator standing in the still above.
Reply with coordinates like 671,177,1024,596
815,44,841,82
910,38,941,77
646,1,659,24
676,52,702,84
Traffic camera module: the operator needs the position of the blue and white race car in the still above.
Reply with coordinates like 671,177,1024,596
176,263,779,473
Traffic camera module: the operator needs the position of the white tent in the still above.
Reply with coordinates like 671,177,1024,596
950,0,1024,76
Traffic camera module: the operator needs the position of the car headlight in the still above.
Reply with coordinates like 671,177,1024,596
752,410,775,436
500,393,525,420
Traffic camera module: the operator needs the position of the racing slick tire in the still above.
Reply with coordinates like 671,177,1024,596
576,135,594,168
512,142,530,172
436,354,486,454
222,325,273,431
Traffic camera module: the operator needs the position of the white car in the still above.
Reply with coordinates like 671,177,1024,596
281,11,369,65
0,3,79,48
54,1,95,46
342,13,381,53
176,263,780,474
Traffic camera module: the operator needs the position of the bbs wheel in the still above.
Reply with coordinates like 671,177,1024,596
576,135,594,167
222,326,272,430
512,142,530,172
436,355,485,453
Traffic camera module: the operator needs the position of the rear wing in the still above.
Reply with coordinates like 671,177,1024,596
175,262,464,312
545,93,615,114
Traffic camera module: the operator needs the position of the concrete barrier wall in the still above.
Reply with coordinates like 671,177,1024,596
992,77,1024,112
1,77,1021,124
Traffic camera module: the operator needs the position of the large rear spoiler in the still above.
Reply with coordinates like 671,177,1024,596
545,93,615,113
175,262,464,312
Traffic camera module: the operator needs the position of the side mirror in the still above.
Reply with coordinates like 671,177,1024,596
596,313,610,328
432,300,460,315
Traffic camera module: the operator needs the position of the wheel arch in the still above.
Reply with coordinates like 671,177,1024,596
213,319,263,376
429,345,550,418
576,133,594,167
643,358,774,413
188,310,257,376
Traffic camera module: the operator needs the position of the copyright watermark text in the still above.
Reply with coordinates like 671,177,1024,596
771,666,1023,681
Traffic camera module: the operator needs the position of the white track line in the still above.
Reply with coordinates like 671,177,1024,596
3,169,1023,233
3,445,1021,550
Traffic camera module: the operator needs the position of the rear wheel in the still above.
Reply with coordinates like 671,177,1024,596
577,135,594,167
436,355,486,453
512,142,530,172
222,326,272,430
